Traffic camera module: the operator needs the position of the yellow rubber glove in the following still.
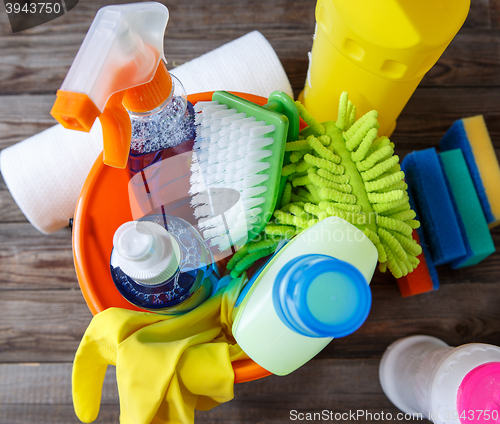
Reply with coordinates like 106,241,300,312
73,276,248,424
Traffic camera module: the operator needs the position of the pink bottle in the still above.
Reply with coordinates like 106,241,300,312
379,335,500,424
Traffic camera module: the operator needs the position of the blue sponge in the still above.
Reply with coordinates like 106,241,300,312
406,188,440,290
401,148,467,266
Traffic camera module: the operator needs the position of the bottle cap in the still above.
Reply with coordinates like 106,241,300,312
457,362,500,424
273,254,371,338
112,220,181,286
122,60,173,113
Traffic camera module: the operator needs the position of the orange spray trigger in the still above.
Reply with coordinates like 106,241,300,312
51,89,133,169
99,92,131,169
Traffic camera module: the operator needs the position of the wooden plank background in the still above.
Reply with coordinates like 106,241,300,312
1,0,499,423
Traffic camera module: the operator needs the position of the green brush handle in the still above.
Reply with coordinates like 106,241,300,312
264,91,300,210
264,91,299,142
211,90,291,245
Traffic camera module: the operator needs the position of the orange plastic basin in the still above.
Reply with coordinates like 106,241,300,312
73,91,272,384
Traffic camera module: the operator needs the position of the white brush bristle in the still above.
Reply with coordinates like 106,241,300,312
190,101,276,251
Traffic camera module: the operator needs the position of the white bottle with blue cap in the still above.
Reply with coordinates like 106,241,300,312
232,216,378,376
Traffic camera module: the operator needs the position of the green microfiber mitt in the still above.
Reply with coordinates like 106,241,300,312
230,92,422,279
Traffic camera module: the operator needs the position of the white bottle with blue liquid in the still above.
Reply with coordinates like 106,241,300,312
232,216,378,375
110,214,218,314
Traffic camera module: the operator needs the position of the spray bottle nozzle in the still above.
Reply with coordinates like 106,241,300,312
50,2,170,169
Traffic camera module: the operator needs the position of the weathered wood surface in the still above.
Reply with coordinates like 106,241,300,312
0,28,499,96
1,1,500,96
0,359,432,423
1,0,500,423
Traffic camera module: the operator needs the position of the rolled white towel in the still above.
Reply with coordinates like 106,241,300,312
170,31,293,98
0,31,292,234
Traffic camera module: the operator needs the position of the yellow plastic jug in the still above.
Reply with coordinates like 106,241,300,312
299,0,470,136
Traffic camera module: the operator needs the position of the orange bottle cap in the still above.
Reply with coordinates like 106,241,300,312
123,61,173,113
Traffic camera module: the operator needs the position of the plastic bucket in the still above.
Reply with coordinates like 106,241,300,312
72,91,272,384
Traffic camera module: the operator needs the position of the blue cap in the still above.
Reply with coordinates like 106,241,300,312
272,254,372,338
